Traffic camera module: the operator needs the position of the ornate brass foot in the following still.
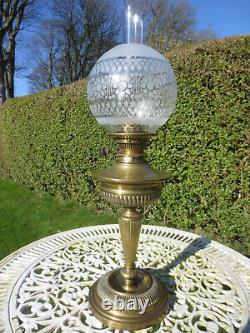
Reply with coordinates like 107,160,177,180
89,268,168,330
89,127,169,330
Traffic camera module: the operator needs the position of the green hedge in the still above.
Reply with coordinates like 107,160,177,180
0,83,116,210
0,36,249,255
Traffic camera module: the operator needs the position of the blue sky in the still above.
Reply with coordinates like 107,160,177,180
190,0,250,37
15,0,250,97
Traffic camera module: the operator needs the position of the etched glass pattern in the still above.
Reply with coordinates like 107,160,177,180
88,55,177,133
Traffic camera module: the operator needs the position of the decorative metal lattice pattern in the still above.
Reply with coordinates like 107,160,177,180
1,225,250,333
88,57,177,132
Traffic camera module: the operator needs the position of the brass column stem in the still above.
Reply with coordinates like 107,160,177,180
119,207,142,292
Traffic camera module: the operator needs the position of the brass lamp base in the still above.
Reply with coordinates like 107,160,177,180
89,268,169,330
90,126,170,330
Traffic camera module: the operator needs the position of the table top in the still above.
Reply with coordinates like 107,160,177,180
0,224,249,333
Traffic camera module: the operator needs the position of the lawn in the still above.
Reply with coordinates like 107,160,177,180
0,177,116,260
0,177,249,261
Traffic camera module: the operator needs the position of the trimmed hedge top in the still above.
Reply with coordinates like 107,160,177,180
0,36,249,255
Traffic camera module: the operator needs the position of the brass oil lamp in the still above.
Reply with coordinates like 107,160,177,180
87,41,177,330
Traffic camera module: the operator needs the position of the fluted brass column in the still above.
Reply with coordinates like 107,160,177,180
89,126,169,330
119,208,142,292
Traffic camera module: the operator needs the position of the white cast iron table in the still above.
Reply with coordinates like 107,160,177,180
0,225,249,333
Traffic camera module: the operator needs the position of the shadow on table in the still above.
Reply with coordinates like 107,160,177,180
146,236,211,310
242,319,250,333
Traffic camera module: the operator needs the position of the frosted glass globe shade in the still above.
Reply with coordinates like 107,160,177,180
87,43,177,133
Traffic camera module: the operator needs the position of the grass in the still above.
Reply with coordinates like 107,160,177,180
0,177,248,261
0,177,116,260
